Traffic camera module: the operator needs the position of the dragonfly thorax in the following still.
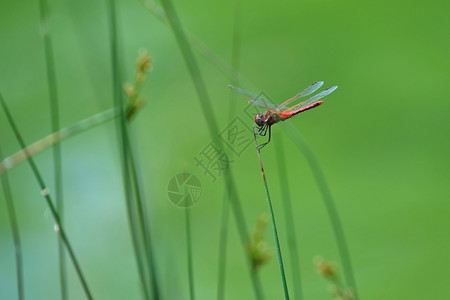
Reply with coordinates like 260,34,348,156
255,112,282,127
254,113,265,127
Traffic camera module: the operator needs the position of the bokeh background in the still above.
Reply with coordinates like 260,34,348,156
1,0,449,299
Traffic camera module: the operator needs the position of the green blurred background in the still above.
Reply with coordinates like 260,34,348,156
1,0,449,299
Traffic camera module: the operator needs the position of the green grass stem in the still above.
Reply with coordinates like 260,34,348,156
185,208,195,300
126,134,160,299
254,134,290,300
158,0,264,298
0,107,118,175
274,136,303,300
37,0,67,297
217,1,242,298
106,0,151,298
217,193,230,300
0,146,24,300
0,92,93,300
281,122,358,299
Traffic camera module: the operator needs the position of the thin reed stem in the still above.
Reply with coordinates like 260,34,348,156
106,0,151,298
253,133,290,300
0,92,93,300
126,134,160,299
274,136,303,300
185,208,195,300
0,147,24,300
37,0,67,297
217,194,229,300
282,122,358,299
0,107,118,175
159,0,264,298
217,1,242,298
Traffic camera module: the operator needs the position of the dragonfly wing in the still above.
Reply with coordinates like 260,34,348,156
276,81,324,111
228,85,277,110
252,93,278,110
228,85,259,100
287,85,338,112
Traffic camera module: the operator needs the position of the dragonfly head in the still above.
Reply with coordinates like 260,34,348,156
254,113,265,127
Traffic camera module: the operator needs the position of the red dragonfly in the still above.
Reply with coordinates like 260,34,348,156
229,81,338,149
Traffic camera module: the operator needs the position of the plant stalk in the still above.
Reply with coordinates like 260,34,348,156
254,133,290,300
0,92,93,300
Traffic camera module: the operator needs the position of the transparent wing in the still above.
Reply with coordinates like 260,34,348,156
228,85,277,110
276,81,324,111
287,85,338,112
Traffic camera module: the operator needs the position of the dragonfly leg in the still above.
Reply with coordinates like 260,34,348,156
252,124,272,150
257,125,271,150
261,126,268,136
258,124,268,136
253,124,267,137
252,125,260,135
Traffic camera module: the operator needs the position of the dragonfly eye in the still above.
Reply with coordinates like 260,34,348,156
254,113,265,127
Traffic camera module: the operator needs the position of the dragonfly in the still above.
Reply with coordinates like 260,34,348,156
228,81,338,149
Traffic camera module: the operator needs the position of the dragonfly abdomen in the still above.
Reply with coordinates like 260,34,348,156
280,100,324,118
